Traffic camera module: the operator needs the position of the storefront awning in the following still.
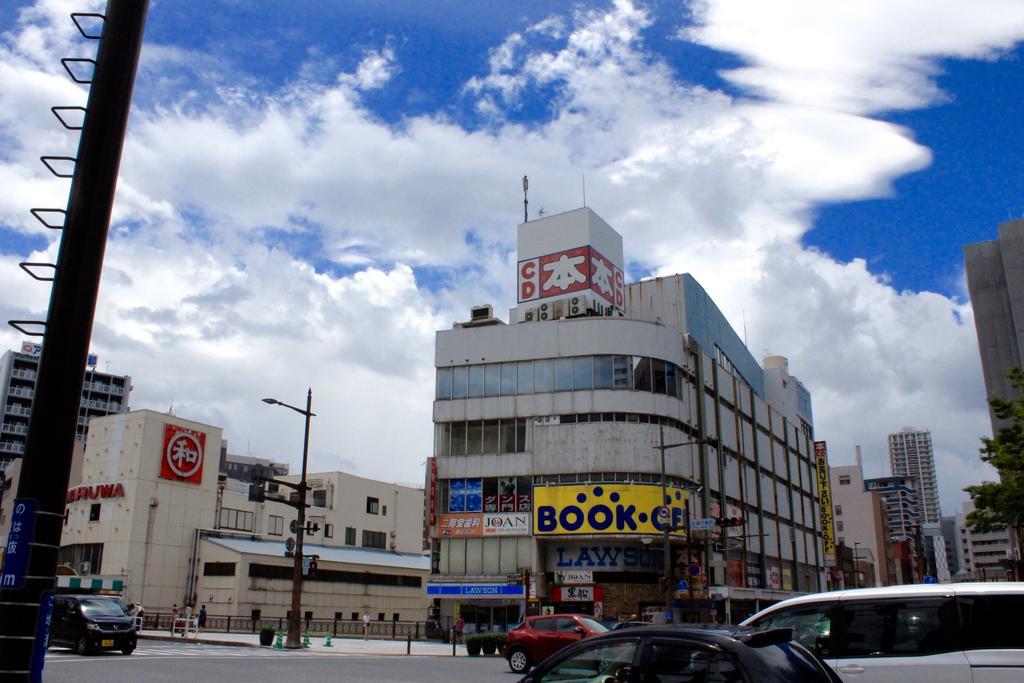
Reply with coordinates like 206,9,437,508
55,576,123,591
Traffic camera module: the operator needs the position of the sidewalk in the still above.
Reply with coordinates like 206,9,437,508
139,629,466,656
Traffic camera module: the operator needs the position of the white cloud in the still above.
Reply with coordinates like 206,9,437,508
1,1,1021,513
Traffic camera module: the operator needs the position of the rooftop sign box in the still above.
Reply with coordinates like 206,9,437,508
517,208,625,312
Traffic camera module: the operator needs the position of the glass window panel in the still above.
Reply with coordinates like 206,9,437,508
484,363,501,397
516,418,527,452
483,420,500,453
753,604,834,658
665,363,678,398
539,639,639,681
464,478,483,513
436,367,452,400
501,363,517,395
613,355,632,389
653,360,668,394
517,361,534,394
468,365,484,398
500,420,517,453
467,420,483,455
451,422,467,456
435,423,451,456
594,355,613,389
555,358,574,391
573,356,594,390
633,357,652,391
449,479,466,513
483,478,499,512
675,367,685,399
452,366,468,399
534,359,553,393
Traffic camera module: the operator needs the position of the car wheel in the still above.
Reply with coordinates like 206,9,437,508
508,647,531,673
76,637,91,656
121,643,135,656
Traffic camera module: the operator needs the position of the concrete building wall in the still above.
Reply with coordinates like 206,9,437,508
61,410,223,611
964,219,1024,433
830,458,891,586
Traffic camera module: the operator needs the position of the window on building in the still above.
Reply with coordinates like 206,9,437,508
324,523,334,539
351,612,359,621
311,488,328,508
436,367,453,400
484,363,500,397
345,527,356,546
377,613,385,622
381,505,387,516
534,359,553,392
836,521,844,532
839,476,851,486
468,365,484,398
451,366,468,399
268,515,284,536
362,530,387,549
219,508,255,531
554,358,574,391
203,562,236,576
89,503,101,522
57,543,103,575
516,361,534,394
500,363,518,395
366,497,379,515
573,356,593,390
835,505,842,516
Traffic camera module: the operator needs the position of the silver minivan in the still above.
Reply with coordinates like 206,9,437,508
741,582,1024,683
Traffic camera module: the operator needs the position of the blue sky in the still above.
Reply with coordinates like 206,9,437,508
2,0,1024,511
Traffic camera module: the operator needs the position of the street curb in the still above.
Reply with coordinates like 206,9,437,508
139,634,261,648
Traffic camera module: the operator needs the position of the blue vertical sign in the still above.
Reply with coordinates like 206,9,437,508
1,498,37,590
30,591,54,683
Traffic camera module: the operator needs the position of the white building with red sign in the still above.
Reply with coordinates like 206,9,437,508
57,409,430,624
429,207,823,630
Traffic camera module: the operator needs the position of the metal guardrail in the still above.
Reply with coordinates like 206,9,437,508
141,614,445,640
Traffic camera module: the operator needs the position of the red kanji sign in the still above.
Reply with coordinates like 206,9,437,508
160,424,206,485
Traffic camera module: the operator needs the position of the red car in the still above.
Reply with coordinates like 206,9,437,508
502,613,609,673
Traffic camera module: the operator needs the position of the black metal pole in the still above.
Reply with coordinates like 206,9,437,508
286,389,312,649
0,2,148,680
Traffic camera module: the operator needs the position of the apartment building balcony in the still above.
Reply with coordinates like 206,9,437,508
10,368,36,381
0,441,25,455
6,386,34,399
1,422,27,435
4,405,31,417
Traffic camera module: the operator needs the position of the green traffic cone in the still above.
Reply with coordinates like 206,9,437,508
273,631,284,649
302,631,311,648
324,634,333,647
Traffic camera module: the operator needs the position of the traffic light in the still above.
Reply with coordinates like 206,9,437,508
248,482,266,502
308,559,318,577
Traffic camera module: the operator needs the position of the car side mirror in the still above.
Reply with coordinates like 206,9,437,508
573,625,586,635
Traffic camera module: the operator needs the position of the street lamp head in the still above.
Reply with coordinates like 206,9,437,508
261,398,279,405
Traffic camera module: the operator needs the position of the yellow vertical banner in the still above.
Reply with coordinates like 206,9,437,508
814,441,836,557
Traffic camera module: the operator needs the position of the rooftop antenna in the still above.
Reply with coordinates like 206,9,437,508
582,174,587,207
522,175,529,223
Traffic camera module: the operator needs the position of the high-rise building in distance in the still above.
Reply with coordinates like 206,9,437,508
888,427,941,525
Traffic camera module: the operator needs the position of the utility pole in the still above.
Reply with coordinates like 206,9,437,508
0,3,149,681
261,389,315,649
655,425,714,623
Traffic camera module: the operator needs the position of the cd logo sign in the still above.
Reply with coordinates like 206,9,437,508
160,424,206,485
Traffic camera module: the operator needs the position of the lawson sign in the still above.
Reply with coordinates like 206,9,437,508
426,583,526,598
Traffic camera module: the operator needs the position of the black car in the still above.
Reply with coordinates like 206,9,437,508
48,594,137,655
518,624,841,683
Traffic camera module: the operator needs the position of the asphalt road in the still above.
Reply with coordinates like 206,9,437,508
43,642,515,682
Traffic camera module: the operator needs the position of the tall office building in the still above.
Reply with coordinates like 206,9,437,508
888,427,941,525
964,219,1024,434
0,342,132,469
427,207,823,629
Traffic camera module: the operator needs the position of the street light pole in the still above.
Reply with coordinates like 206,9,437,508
853,542,861,589
655,425,712,623
262,389,314,650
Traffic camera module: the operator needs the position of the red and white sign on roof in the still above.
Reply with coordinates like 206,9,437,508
518,245,623,310
160,424,207,485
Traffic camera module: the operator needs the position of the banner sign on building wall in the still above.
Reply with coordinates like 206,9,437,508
554,569,593,585
66,482,125,504
426,583,525,598
517,245,624,311
814,441,836,556
547,542,664,571
437,513,483,537
483,512,531,536
534,484,689,536
160,424,207,485
551,585,602,602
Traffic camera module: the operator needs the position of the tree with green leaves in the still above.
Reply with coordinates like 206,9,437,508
964,368,1024,566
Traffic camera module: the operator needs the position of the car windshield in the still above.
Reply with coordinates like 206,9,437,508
577,617,609,633
79,598,127,618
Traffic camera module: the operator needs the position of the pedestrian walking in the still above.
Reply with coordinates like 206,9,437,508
198,605,207,631
454,614,465,644
362,612,371,640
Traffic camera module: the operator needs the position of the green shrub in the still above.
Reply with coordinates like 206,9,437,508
466,632,507,655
